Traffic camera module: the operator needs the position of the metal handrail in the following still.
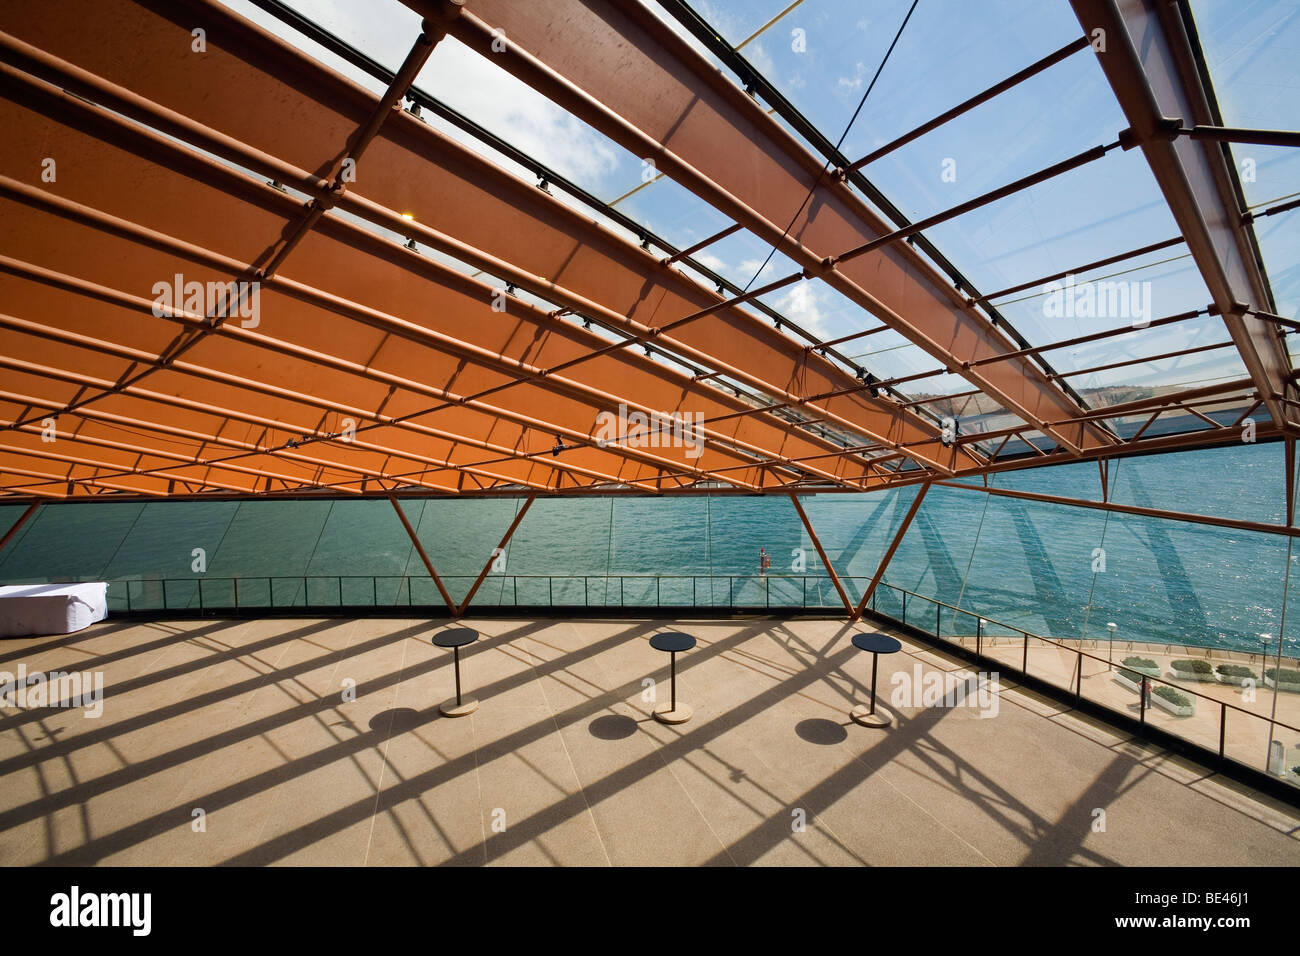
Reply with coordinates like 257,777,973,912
869,581,1300,742
105,572,855,610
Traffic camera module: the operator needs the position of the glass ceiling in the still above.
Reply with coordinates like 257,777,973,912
213,0,1291,457
1191,0,1300,358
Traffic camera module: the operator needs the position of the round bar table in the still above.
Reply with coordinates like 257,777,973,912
649,632,696,724
433,627,479,717
850,632,901,728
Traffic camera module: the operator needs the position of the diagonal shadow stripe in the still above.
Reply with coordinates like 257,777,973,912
32,618,779,864
19,617,667,859
1016,749,1139,865
222,621,875,866
0,616,230,667
0,617,340,737
0,618,551,833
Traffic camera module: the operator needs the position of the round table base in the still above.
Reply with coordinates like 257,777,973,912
653,703,693,725
440,697,479,718
850,703,892,728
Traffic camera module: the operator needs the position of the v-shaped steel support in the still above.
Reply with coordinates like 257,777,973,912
389,496,457,614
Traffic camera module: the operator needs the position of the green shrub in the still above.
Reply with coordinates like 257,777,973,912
1122,656,1158,669
1118,668,1144,685
1153,686,1192,708
1216,664,1257,679
1265,667,1300,684
1170,658,1213,674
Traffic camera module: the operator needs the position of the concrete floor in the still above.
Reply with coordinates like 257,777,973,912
1,615,1298,866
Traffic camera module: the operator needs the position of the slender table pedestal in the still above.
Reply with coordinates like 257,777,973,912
433,627,479,717
850,632,901,728
649,632,696,724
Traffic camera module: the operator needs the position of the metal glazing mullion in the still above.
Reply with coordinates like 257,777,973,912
651,0,1101,420
243,0,868,386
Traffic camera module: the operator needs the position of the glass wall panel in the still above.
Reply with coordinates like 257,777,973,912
1107,442,1285,526
0,445,1289,649
1087,515,1287,652
104,501,240,610
800,486,916,605
958,492,1109,640
408,498,522,606
879,484,987,609
0,503,145,583
0,504,31,540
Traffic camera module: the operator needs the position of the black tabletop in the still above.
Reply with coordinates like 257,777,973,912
852,632,902,655
649,632,696,653
432,627,479,649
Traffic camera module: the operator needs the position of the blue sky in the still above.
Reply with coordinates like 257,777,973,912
218,0,1297,412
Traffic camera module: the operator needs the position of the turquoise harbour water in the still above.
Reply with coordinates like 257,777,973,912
1,442,1295,655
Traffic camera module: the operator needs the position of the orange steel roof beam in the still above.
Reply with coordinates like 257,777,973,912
0,261,717,494
429,0,1116,458
0,78,842,491
0,8,462,466
0,50,911,486
0,41,785,494
0,288,685,495
0,358,616,499
0,184,779,492
0,7,964,476
0,373,481,497
1069,0,1297,433
0,404,409,496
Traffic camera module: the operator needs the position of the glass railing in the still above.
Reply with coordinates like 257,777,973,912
96,573,857,612
867,581,1300,793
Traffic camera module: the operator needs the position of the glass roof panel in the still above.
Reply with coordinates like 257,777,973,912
204,0,1287,483
416,36,627,196
610,176,734,253
1191,0,1300,210
1064,348,1249,410
844,338,945,388
691,0,803,48
988,247,1208,347
220,0,410,96
677,226,780,289
1191,0,1300,329
676,0,1230,407
1031,310,1240,386
907,146,1183,340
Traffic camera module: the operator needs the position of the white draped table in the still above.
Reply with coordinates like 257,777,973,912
0,583,109,637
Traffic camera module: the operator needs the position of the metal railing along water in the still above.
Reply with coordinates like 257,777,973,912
103,573,853,612
866,581,1300,789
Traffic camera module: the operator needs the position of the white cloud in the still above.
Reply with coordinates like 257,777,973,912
692,252,730,275
739,257,777,281
220,0,623,194
837,61,868,91
744,40,775,79
417,38,622,189
777,282,829,336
